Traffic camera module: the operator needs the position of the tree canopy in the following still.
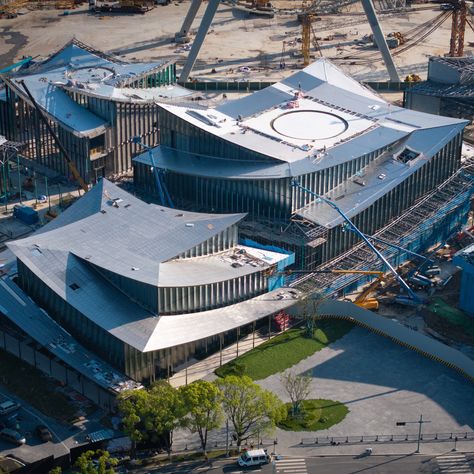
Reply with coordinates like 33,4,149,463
73,450,118,474
216,375,286,448
179,380,223,454
118,380,184,455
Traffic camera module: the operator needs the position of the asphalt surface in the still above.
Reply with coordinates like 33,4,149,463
0,386,107,464
140,453,474,474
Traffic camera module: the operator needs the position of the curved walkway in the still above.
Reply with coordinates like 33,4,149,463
315,300,474,382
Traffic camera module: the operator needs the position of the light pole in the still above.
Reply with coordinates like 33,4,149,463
396,414,431,453
225,419,229,457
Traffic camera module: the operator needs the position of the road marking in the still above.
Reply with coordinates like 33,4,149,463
275,458,308,474
436,453,472,474
276,470,308,474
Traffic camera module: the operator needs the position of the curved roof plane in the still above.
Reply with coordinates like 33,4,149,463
2,40,185,137
9,179,246,286
147,58,468,170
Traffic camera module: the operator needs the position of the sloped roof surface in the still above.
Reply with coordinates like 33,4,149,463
7,179,248,351
2,40,174,137
10,179,245,285
148,58,467,172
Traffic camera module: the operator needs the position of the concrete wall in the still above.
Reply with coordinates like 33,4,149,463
453,253,474,316
428,59,461,84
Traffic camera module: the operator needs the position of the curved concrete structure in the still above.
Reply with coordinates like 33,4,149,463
311,300,474,382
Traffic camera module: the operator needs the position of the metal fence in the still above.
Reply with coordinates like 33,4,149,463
300,431,474,446
182,80,414,93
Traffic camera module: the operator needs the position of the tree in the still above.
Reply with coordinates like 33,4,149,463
216,375,286,449
118,388,151,455
147,381,185,457
73,450,118,474
280,371,312,416
119,381,184,459
48,468,62,474
179,380,224,455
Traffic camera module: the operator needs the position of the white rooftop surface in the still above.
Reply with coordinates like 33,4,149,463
157,58,466,168
3,41,176,137
158,245,289,286
297,123,466,227
242,98,374,151
143,287,301,352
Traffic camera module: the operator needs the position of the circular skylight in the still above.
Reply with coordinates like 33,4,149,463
271,110,348,141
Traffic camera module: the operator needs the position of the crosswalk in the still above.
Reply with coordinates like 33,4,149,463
274,457,308,474
436,453,473,473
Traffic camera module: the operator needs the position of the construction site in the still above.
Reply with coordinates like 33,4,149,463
0,0,474,406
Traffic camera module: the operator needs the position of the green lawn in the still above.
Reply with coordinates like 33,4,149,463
428,297,474,336
278,399,349,431
0,349,77,420
215,320,353,380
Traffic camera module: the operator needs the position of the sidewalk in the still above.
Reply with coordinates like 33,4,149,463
168,330,270,387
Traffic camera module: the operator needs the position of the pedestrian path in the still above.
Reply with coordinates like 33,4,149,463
168,331,269,387
274,457,308,474
436,453,473,473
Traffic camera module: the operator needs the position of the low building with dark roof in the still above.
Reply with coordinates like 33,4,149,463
5,179,296,382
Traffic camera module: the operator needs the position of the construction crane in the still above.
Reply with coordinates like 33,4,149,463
291,179,420,302
449,0,467,56
300,0,322,66
351,275,385,310
18,81,89,193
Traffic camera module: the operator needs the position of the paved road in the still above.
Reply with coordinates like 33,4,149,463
137,453,474,473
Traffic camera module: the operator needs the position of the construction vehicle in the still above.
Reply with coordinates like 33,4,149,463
351,276,385,310
18,81,89,194
404,73,422,82
280,268,385,310
292,179,421,304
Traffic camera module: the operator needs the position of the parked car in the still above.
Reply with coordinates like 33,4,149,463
35,425,52,443
0,413,20,431
0,428,26,446
237,449,271,467
0,400,20,417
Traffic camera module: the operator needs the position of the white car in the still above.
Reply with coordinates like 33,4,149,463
237,449,270,467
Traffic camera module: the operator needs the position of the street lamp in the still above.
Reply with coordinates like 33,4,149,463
396,414,431,453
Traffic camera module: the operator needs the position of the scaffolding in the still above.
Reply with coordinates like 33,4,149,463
290,157,474,297
0,139,22,200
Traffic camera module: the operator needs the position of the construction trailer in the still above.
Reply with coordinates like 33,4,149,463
0,40,183,184
134,59,473,297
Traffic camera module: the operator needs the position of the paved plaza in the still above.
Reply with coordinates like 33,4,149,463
259,327,474,448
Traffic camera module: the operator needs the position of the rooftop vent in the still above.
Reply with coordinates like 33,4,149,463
185,223,195,228
396,148,420,164
69,283,80,291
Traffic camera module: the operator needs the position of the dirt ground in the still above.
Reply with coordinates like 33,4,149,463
1,1,473,81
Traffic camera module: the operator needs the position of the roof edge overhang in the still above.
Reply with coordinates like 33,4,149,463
2,77,109,139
